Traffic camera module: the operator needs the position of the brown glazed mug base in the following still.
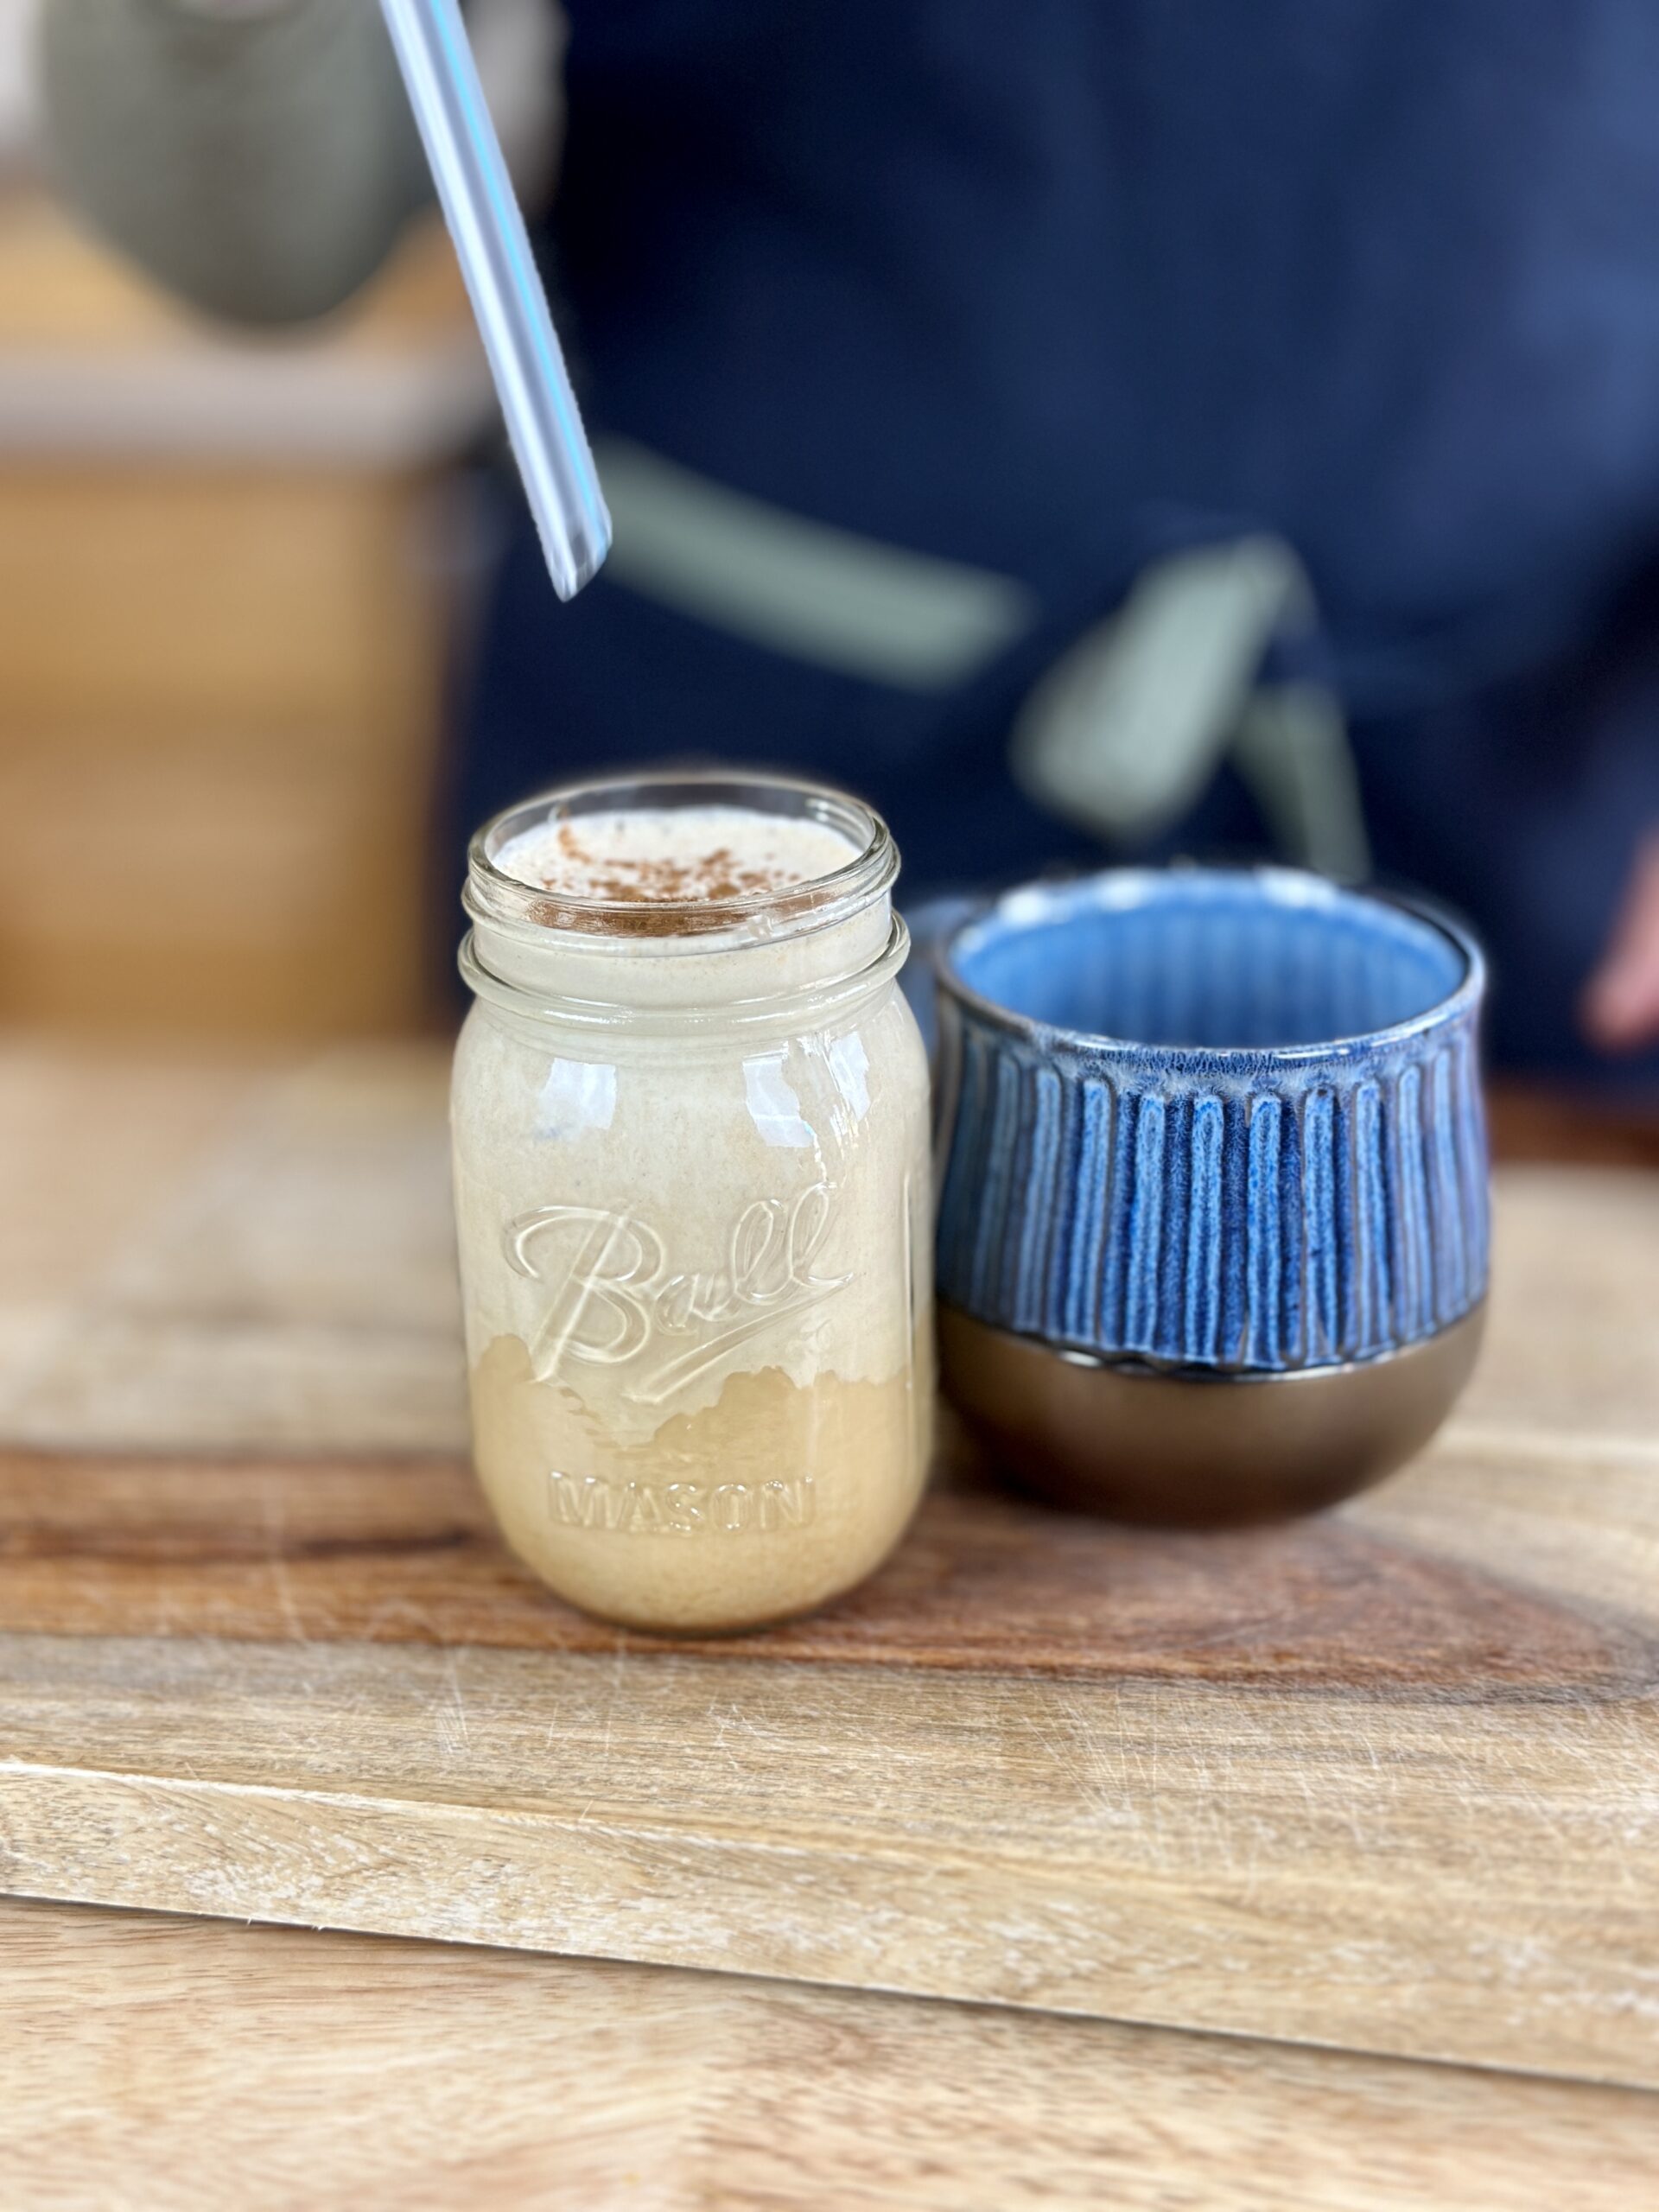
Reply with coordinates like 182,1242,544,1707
938,1302,1486,1525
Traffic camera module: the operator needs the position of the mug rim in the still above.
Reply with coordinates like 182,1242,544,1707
938,864,1485,1065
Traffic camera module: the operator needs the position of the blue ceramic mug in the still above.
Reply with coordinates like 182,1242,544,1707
934,868,1489,1521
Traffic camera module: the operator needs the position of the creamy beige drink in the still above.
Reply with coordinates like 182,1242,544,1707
453,775,932,1632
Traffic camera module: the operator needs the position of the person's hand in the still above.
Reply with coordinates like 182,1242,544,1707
1581,831,1659,1054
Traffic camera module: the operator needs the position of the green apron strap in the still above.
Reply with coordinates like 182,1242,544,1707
599,436,1038,690
601,438,1370,877
1012,536,1370,880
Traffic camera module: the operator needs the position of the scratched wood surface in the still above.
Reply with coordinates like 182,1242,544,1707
0,1044,1656,2089
7,1897,1659,2212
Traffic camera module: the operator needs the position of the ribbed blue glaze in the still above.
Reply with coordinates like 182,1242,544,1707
936,869,1489,1373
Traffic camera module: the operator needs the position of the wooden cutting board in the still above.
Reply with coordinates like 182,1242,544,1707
0,1046,1656,2090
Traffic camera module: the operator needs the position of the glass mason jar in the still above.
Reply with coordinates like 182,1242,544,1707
453,772,934,1633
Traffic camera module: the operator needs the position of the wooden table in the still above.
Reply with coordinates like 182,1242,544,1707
1,1040,1656,2208
6,1895,1658,2211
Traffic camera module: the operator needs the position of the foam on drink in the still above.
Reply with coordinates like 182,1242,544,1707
494,804,861,907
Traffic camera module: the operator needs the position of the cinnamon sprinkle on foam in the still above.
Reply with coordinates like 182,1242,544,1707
494,806,861,934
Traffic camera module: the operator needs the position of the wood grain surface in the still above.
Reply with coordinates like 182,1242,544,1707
0,1434,1652,1692
1,1046,1656,2094
4,1896,1657,2212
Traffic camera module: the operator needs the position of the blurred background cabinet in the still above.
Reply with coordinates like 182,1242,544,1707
0,190,493,1038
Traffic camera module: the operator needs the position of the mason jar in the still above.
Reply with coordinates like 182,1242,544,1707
452,772,933,1633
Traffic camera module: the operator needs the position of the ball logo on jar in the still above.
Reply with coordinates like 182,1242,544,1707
505,1182,852,1402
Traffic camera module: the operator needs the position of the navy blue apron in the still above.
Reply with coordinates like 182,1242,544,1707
461,0,1659,1075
